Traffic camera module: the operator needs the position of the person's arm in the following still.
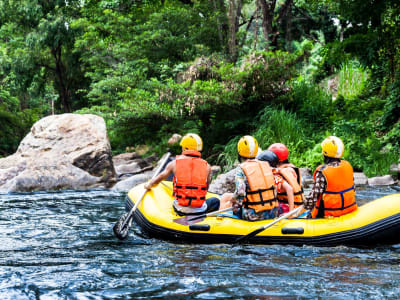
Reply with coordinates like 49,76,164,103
144,161,175,189
282,181,294,212
231,167,246,207
206,163,212,190
304,170,326,210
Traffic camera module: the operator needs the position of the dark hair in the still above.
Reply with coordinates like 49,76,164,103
256,150,279,167
323,155,341,164
238,154,253,163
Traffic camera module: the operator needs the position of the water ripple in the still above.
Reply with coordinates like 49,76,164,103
0,187,399,298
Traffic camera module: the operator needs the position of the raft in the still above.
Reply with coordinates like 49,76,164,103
125,181,400,247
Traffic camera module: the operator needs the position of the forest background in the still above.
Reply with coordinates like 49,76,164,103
0,0,399,176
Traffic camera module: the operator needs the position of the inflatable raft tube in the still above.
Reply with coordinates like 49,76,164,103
124,181,400,247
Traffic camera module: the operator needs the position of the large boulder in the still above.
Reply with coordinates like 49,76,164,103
354,172,368,186
300,168,313,187
368,175,397,186
208,168,237,195
0,114,116,192
112,171,154,192
112,152,159,179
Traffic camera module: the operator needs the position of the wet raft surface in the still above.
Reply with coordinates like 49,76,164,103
0,187,399,298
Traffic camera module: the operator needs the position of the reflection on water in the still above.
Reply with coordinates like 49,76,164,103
0,187,399,299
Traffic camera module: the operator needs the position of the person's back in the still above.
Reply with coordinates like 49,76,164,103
267,143,304,211
305,136,357,218
311,157,356,218
144,133,220,215
173,149,209,214
229,136,279,221
256,149,296,215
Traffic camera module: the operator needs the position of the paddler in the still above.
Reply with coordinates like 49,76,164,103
267,143,305,214
256,149,296,215
305,136,357,218
144,133,221,215
220,136,279,221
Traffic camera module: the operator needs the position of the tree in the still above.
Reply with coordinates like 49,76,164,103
0,0,88,113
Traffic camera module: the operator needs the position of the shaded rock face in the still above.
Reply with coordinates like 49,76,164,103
368,175,397,186
354,172,368,186
112,152,157,179
208,168,237,195
300,168,313,188
0,114,116,192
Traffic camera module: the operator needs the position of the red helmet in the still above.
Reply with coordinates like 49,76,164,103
268,143,289,161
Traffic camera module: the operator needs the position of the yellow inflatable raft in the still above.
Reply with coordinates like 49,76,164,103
125,181,400,247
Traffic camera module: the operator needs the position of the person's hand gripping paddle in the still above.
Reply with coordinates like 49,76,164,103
113,153,171,240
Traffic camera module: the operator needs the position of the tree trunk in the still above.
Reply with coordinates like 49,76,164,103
228,0,242,62
285,0,293,51
211,0,226,52
254,0,260,50
52,45,71,113
239,12,255,49
259,0,276,50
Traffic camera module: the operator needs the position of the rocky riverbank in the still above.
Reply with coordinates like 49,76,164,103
0,114,115,192
0,113,398,193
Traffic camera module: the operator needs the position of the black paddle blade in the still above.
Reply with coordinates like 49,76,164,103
113,213,131,240
233,227,265,244
173,215,205,226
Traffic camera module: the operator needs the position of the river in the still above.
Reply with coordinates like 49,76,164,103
0,186,399,299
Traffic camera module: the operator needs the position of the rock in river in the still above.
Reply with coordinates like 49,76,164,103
0,114,116,192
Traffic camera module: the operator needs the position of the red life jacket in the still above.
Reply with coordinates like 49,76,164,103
240,160,278,213
173,150,208,208
277,164,304,207
311,160,357,218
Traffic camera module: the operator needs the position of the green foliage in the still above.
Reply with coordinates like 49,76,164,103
0,0,399,178
279,80,333,129
337,61,370,98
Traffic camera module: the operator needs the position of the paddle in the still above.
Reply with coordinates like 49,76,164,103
113,152,171,240
173,207,234,225
233,205,304,244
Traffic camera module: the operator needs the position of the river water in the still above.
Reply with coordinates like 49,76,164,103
0,186,399,299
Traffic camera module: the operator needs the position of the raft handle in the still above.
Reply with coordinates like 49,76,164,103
281,227,304,234
189,224,210,231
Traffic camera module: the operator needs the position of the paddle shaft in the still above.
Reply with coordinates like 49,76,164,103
119,152,171,230
187,206,234,222
234,205,304,244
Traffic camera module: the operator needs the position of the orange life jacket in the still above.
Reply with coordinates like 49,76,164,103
311,160,357,218
240,160,278,213
277,164,304,207
173,150,208,208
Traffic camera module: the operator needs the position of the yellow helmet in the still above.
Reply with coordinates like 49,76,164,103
180,133,203,151
237,135,259,158
321,136,344,158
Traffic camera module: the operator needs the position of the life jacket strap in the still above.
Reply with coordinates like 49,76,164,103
175,195,206,206
324,185,355,195
315,201,356,211
278,199,304,205
175,185,207,190
244,186,277,208
323,185,355,209
277,188,303,197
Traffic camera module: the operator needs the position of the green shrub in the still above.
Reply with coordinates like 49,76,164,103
337,61,370,98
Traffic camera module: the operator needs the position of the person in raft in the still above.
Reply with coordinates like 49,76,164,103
267,143,305,214
144,133,220,216
221,135,279,221
305,136,357,218
256,150,295,215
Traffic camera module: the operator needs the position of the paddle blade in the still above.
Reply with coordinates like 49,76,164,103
113,213,132,240
173,215,205,226
234,227,265,244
